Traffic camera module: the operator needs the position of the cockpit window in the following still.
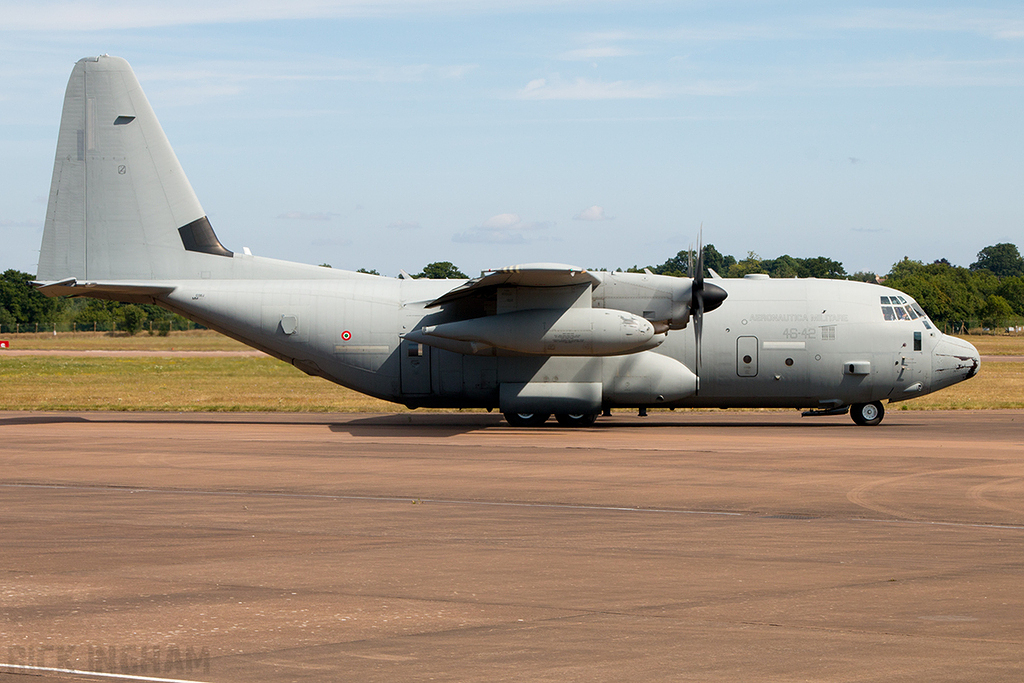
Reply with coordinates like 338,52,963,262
880,295,932,325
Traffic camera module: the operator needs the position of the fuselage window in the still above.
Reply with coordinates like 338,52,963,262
914,331,922,351
907,305,919,320
882,306,896,321
895,306,910,321
880,296,891,305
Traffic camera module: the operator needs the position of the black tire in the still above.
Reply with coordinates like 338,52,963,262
555,412,598,427
850,401,884,426
503,412,551,427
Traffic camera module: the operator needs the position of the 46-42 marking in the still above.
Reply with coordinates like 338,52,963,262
782,327,817,340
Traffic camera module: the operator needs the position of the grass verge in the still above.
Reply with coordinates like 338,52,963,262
0,356,398,412
0,355,1019,412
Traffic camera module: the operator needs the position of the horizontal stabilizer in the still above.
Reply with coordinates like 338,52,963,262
33,278,176,303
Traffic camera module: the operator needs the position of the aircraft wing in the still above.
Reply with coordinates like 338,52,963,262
412,264,668,357
426,263,600,308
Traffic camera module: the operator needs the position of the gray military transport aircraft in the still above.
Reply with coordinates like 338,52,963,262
33,56,981,426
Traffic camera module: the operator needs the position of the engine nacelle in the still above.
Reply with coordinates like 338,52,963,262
591,271,694,331
419,307,663,356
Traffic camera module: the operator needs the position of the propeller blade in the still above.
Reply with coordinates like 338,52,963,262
693,287,703,381
693,227,705,384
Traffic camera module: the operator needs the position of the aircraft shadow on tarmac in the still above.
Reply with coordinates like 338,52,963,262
329,413,505,437
327,412,863,436
0,415,93,426
0,412,867,433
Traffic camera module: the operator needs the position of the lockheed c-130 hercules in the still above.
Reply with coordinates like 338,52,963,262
33,56,981,426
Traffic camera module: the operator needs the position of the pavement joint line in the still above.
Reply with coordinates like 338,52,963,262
0,662,210,683
5,482,1024,531
0,483,741,517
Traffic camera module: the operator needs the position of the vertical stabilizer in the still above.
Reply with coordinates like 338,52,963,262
38,55,229,281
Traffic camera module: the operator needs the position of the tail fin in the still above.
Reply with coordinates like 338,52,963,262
38,55,231,282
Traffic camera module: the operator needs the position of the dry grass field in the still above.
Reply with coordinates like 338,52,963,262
0,330,1020,412
1,329,248,351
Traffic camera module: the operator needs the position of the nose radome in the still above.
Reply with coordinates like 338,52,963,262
932,335,980,389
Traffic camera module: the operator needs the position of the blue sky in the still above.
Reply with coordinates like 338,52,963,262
2,1,1022,277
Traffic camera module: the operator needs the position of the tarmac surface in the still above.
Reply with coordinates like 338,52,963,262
2,409,1024,682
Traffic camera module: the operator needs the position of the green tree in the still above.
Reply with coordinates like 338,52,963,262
701,244,736,276
796,256,846,279
726,252,767,278
415,262,467,279
644,244,736,278
0,270,61,324
885,258,997,327
648,249,691,277
849,271,877,282
996,276,1024,316
356,268,380,275
981,295,1015,328
970,243,1024,278
119,304,146,336
69,299,118,329
761,255,800,278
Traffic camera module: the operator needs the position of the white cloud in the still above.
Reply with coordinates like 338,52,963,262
573,205,612,221
480,213,521,229
388,220,421,230
560,46,634,61
277,211,338,220
452,213,550,244
311,236,353,247
807,58,1024,89
823,9,1024,40
515,75,752,100
141,58,477,89
517,77,669,100
0,0,590,31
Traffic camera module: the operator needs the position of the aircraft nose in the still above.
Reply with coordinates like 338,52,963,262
931,335,980,390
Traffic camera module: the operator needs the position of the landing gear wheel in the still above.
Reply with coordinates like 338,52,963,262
850,401,884,426
555,412,598,427
503,412,551,427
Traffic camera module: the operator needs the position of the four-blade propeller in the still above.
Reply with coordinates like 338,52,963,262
689,233,728,390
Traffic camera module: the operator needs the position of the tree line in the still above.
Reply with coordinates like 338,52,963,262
2,244,1022,335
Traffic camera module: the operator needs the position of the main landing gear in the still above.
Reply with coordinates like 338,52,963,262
502,412,600,427
850,401,885,426
502,412,550,427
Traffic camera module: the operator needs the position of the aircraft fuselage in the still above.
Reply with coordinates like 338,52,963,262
152,268,979,413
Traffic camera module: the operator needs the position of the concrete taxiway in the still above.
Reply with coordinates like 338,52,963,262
2,410,1023,682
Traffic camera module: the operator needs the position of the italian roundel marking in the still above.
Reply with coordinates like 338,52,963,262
341,331,352,341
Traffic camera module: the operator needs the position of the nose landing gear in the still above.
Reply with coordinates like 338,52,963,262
850,401,885,426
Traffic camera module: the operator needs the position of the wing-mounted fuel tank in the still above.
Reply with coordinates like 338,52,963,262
407,307,664,356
